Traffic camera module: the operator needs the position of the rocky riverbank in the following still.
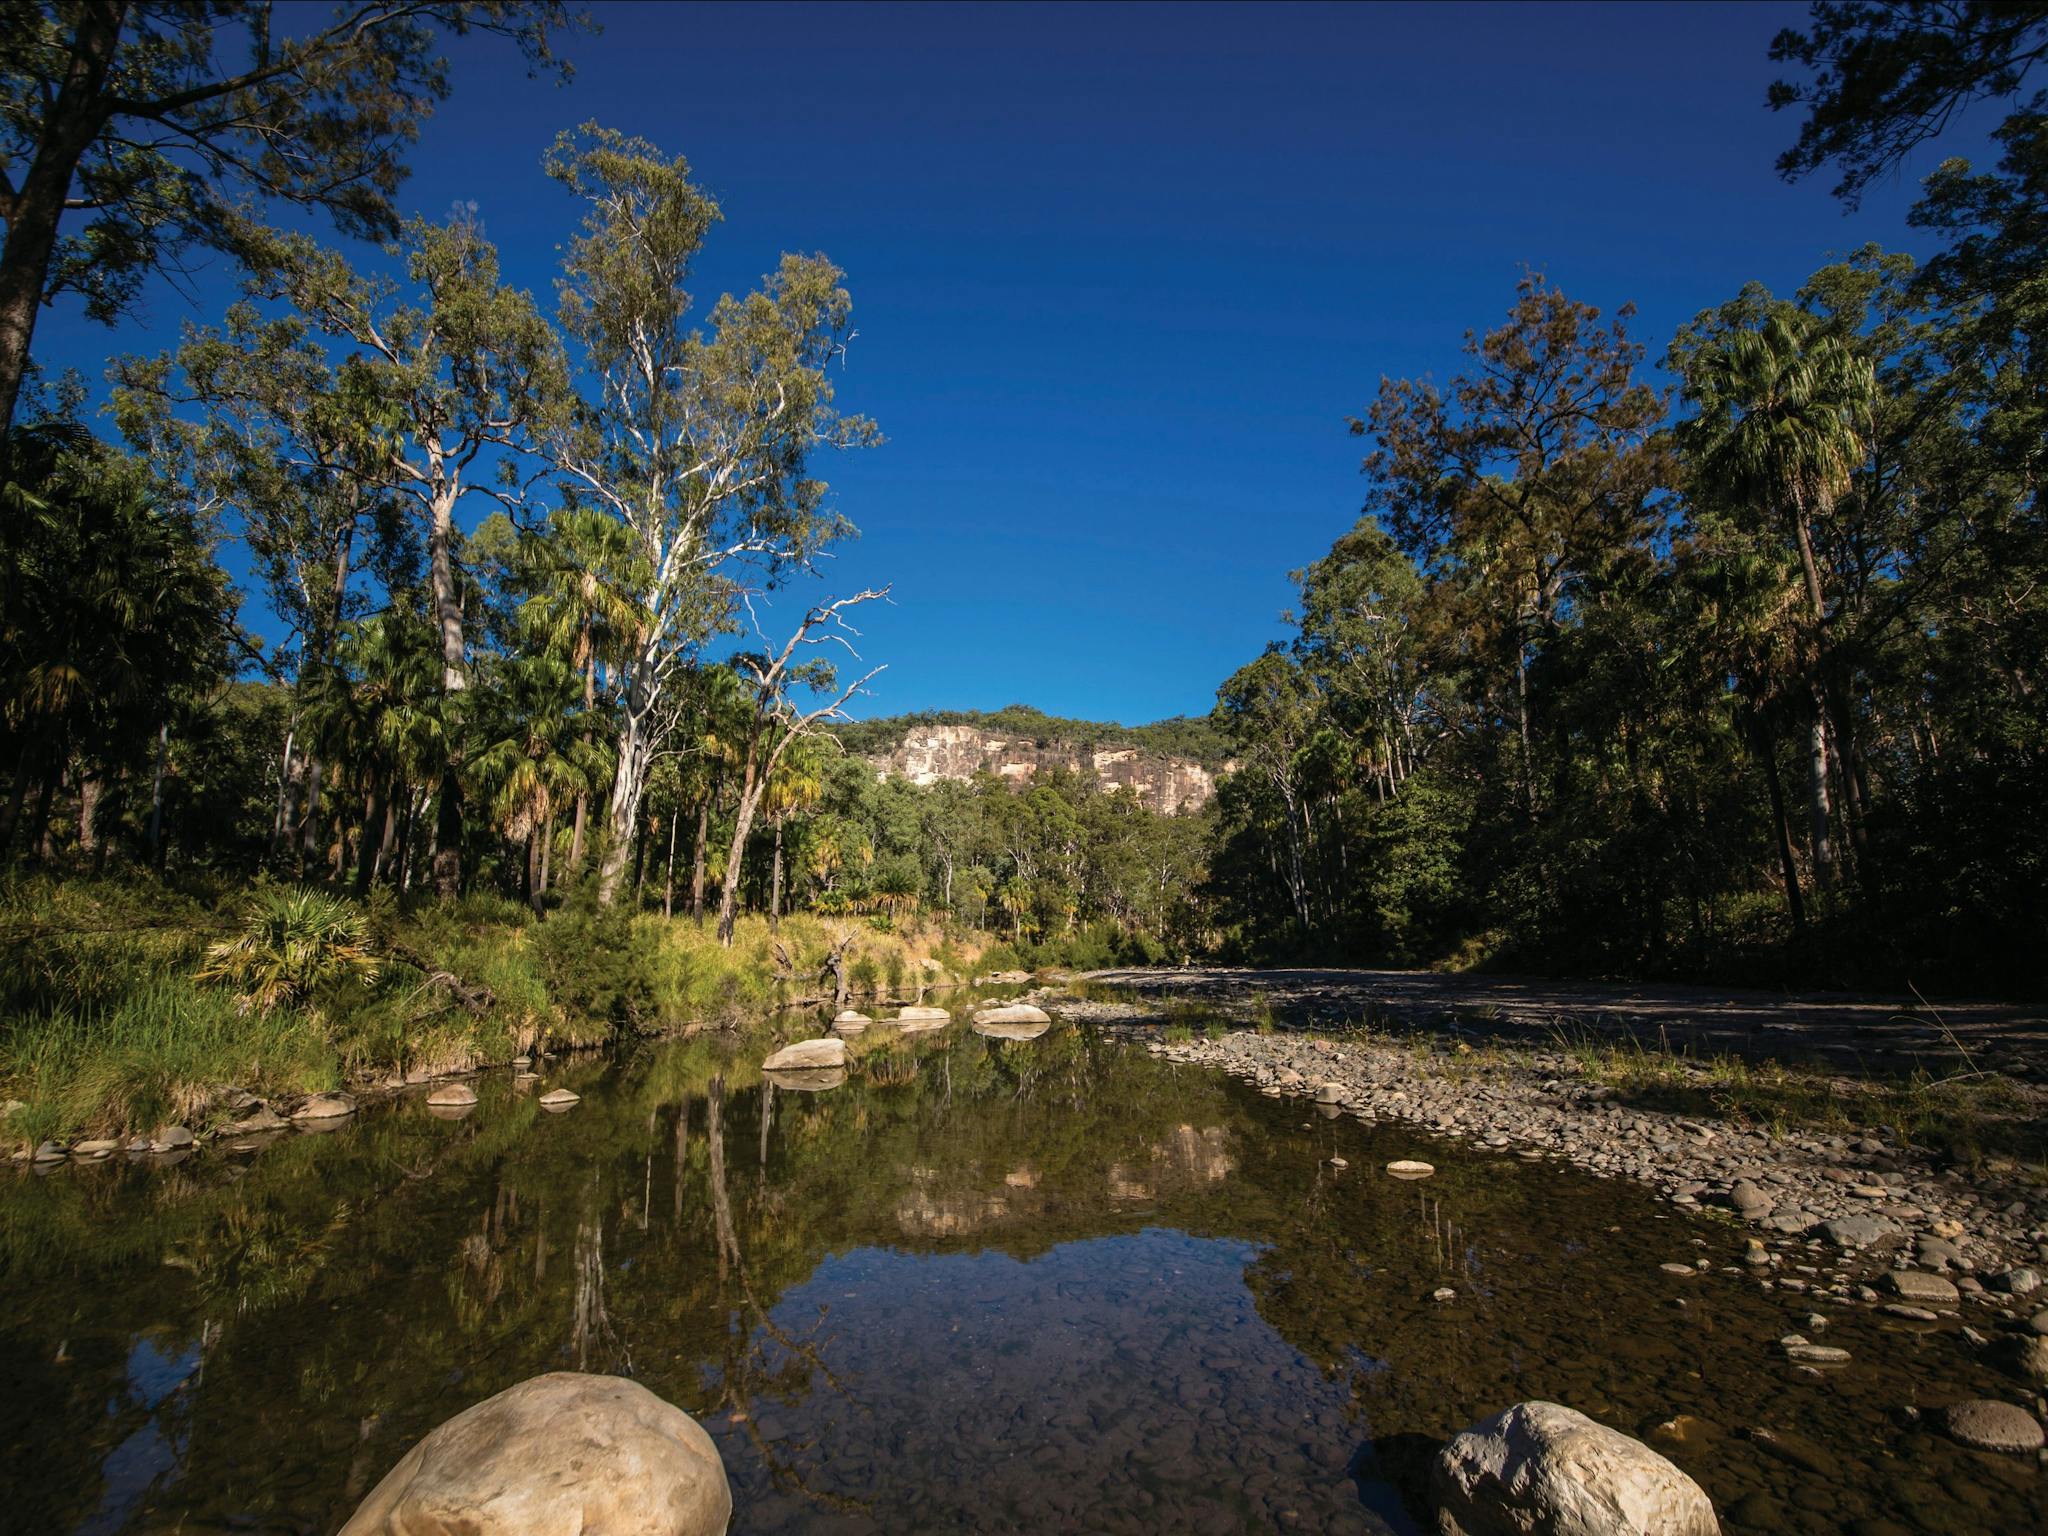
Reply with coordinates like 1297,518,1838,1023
1104,1014,2048,1397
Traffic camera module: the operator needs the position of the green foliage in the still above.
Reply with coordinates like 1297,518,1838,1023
195,887,378,1014
531,900,657,1029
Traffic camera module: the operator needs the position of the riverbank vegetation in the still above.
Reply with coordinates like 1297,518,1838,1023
4,5,2047,1139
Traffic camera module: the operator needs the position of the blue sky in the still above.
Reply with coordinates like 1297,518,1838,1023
33,1,1982,724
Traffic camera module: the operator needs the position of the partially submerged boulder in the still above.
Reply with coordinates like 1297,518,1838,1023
425,1083,478,1109
763,1037,846,1073
896,1005,950,1022
292,1094,355,1121
340,1372,731,1536
972,1003,1049,1026
764,1066,846,1093
1433,1400,1718,1536
538,1088,580,1111
832,1010,872,1034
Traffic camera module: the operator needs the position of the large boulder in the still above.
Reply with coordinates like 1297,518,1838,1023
340,1372,730,1536
1433,1401,1718,1536
973,1002,1051,1040
763,1037,846,1072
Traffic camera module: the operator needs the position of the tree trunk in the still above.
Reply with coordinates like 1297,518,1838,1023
596,701,652,905
689,790,712,924
769,816,785,932
271,724,297,854
1750,715,1806,937
432,766,464,900
298,757,326,867
663,810,678,919
539,810,554,897
355,782,387,896
569,649,594,872
146,721,169,864
715,755,767,947
0,1,126,437
1805,692,1835,899
524,827,541,914
77,772,100,854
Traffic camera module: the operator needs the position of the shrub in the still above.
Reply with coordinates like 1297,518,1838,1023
532,901,656,1029
196,887,378,1014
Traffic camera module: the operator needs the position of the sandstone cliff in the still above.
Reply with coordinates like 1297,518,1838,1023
869,723,1217,814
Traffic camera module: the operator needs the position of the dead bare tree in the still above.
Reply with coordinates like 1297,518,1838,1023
714,589,889,946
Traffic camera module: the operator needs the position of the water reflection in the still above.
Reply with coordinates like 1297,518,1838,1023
0,1019,2038,1536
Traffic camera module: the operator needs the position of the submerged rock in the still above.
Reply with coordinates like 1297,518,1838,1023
425,1084,478,1109
1386,1159,1435,1180
764,1066,845,1093
763,1037,846,1072
896,1005,950,1022
538,1089,580,1111
339,1371,730,1536
1941,1399,2045,1453
1887,1270,1961,1305
149,1125,195,1153
1433,1400,1718,1536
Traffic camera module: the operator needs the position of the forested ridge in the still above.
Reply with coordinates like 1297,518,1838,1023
0,0,2042,1067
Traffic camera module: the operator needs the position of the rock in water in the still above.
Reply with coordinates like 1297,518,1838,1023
425,1084,478,1108
972,1003,1050,1026
1315,1082,1346,1104
339,1372,730,1536
762,1066,845,1093
1386,1159,1436,1180
1887,1270,1960,1305
292,1095,354,1121
538,1089,580,1110
1433,1400,1718,1536
896,1005,950,1022
832,1010,872,1034
1941,1399,2045,1453
763,1037,846,1072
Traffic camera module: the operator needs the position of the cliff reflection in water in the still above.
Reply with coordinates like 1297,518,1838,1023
2,1019,2037,1536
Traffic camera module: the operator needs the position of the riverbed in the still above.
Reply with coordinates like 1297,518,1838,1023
2,1014,2038,1535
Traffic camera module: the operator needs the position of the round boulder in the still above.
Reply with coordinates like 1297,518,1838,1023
972,1003,1050,1027
339,1372,730,1536
538,1088,580,1111
895,1005,950,1023
1387,1159,1436,1180
831,1010,872,1035
1942,1398,2045,1453
293,1094,355,1121
1433,1400,1718,1536
426,1083,478,1109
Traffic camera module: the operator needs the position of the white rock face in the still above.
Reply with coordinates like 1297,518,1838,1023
340,1372,730,1536
1433,1401,1718,1536
870,723,1217,814
763,1037,847,1072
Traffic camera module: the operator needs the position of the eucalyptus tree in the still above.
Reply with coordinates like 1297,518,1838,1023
1676,312,1873,895
539,125,879,906
1352,276,1670,810
254,212,569,896
0,0,578,436
713,591,887,945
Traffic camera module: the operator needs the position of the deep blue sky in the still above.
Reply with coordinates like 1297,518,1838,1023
35,1,1982,724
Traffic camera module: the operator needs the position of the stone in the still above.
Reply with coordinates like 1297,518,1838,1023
895,1005,949,1022
1993,1333,2048,1386
1329,1156,1349,1169
1432,1401,1718,1536
149,1125,194,1152
1821,1212,1901,1249
831,1010,872,1034
1433,1287,1458,1303
1997,1266,2042,1296
1887,1270,1961,1305
1884,1304,1939,1322
31,1140,66,1162
1940,1399,2045,1454
762,1066,845,1093
763,1037,846,1073
1316,1082,1345,1104
1742,1238,1770,1268
227,1107,290,1135
1729,1179,1773,1218
1387,1159,1435,1180
2030,1309,2048,1337
971,1003,1050,1026
72,1138,120,1158
975,970,1032,985
538,1089,580,1110
1783,1342,1850,1365
897,1014,948,1034
339,1372,730,1536
426,1084,478,1108
292,1094,354,1120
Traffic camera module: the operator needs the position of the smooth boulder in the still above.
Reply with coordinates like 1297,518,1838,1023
763,1066,846,1093
763,1037,846,1073
339,1372,730,1536
425,1083,478,1109
1433,1400,1718,1536
538,1088,581,1111
832,1010,872,1034
1942,1398,2045,1453
972,1003,1049,1026
896,1005,950,1022
292,1094,354,1121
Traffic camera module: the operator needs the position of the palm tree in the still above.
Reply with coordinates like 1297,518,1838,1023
511,509,649,875
1680,312,1872,897
305,612,441,894
469,652,606,912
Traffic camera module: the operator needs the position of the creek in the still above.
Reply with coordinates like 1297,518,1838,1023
1,1011,2037,1535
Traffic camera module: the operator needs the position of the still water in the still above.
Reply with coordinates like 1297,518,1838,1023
1,1016,2039,1535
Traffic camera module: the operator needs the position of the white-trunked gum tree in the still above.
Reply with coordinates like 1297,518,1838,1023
539,124,880,906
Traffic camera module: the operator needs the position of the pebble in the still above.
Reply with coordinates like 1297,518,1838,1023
1431,1287,1456,1302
